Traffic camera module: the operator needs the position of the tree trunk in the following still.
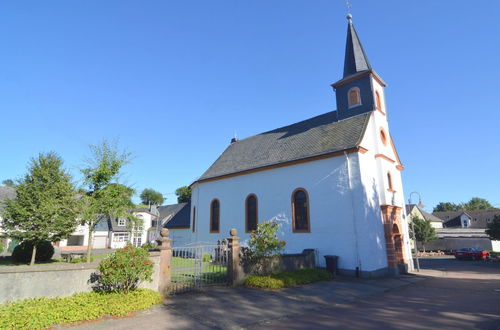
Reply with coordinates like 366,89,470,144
30,244,37,266
86,221,93,264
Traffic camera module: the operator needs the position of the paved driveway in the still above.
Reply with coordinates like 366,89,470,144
255,257,500,330
70,257,500,330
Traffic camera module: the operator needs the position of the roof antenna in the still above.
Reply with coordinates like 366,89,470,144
230,131,238,144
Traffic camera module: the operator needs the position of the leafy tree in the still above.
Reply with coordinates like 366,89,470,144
80,140,135,263
410,216,437,252
486,215,500,240
463,197,494,211
2,179,15,187
140,188,164,205
2,152,80,265
175,186,191,203
433,197,495,213
433,202,462,212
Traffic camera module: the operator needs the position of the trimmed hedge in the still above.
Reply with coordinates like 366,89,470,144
0,289,162,329
245,268,333,289
12,241,54,263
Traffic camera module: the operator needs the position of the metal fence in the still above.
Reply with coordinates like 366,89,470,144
168,240,229,294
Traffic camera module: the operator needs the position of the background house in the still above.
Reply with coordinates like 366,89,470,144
406,204,443,229
57,207,159,250
423,209,500,252
0,186,16,251
158,203,191,246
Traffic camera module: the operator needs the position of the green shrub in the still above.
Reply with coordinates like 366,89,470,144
245,275,285,289
0,241,4,254
141,241,157,251
203,253,212,262
97,243,153,293
244,268,333,289
0,289,161,329
248,221,286,258
12,241,54,263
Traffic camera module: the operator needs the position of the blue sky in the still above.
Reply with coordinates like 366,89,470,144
1,1,499,210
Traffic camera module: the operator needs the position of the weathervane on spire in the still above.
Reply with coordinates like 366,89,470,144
345,0,353,21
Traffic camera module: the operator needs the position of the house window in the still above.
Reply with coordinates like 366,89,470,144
387,172,394,192
245,194,258,232
380,128,388,146
113,233,129,242
348,87,361,108
118,218,126,226
210,199,220,233
192,206,196,233
375,90,382,110
132,236,142,247
292,188,310,233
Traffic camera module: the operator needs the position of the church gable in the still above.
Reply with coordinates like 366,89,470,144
196,111,371,183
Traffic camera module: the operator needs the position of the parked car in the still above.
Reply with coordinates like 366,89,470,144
453,248,490,260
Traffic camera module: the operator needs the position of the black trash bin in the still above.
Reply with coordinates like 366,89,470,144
324,255,339,277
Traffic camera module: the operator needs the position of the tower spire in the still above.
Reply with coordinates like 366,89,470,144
343,14,371,78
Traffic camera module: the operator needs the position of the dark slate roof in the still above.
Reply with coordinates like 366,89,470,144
94,216,111,231
343,18,371,78
406,204,443,223
158,203,190,229
197,111,370,182
433,209,500,229
0,186,16,213
420,209,444,223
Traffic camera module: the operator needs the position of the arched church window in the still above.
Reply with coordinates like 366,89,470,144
375,90,382,110
245,194,258,232
210,199,220,233
387,172,394,192
348,87,361,108
292,188,310,233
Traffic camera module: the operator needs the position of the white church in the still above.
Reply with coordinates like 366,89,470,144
187,15,413,276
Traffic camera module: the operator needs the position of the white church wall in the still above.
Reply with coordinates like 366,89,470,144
169,228,192,247
358,109,413,268
191,154,388,272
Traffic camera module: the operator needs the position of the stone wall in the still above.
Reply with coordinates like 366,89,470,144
0,252,160,304
242,249,316,276
419,238,493,251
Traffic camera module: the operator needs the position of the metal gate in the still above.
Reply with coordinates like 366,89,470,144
168,240,228,294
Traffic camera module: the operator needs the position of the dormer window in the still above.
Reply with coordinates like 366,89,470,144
348,87,361,108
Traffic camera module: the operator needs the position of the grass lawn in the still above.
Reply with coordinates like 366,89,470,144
170,256,227,287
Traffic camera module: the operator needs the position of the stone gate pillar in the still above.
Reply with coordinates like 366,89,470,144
227,228,243,286
158,228,172,295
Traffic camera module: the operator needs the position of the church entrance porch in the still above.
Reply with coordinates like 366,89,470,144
380,205,407,273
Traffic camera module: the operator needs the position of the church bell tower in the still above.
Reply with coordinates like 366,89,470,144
332,14,387,120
